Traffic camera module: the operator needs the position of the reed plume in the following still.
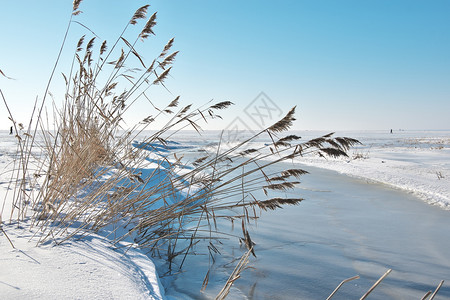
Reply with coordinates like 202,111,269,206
72,0,82,14
130,5,150,25
140,12,157,39
267,106,296,133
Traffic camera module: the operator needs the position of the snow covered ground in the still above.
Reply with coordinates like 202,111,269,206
0,220,165,299
0,131,166,299
295,130,450,209
1,130,449,299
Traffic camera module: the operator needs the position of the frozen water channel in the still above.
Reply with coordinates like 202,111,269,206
164,162,450,299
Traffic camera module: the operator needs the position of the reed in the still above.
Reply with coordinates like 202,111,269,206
326,269,445,300
0,1,368,297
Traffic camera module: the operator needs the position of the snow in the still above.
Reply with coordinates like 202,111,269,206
295,130,450,209
0,131,166,299
1,130,449,299
0,222,164,300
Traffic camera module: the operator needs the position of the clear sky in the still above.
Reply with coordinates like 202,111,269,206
1,0,449,131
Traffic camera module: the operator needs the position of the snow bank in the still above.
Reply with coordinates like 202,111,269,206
0,131,166,299
0,221,165,299
297,131,450,209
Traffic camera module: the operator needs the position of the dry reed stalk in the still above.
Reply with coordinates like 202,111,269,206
326,275,360,300
360,269,392,300
0,90,31,223
215,246,253,300
0,226,15,249
428,280,444,300
422,291,433,300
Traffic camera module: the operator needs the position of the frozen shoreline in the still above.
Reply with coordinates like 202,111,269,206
192,130,450,209
1,130,449,299
295,131,450,209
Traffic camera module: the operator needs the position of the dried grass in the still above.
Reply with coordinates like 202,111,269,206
2,2,418,299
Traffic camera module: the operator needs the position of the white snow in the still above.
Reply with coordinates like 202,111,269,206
0,131,166,299
1,130,449,299
0,221,165,300
296,130,450,209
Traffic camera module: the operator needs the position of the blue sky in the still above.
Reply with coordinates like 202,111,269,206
1,0,449,131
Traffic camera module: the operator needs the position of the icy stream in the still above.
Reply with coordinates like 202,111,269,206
163,163,450,299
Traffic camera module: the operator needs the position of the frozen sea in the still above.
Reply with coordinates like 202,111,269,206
1,129,449,299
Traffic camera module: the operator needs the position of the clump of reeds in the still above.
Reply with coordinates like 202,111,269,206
1,1,363,296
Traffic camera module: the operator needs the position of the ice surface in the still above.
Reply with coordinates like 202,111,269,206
154,130,450,299
158,162,450,299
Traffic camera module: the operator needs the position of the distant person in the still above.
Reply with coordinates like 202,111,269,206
390,129,393,134
10,126,13,135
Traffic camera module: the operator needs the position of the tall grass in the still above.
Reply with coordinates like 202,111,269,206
1,1,362,296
